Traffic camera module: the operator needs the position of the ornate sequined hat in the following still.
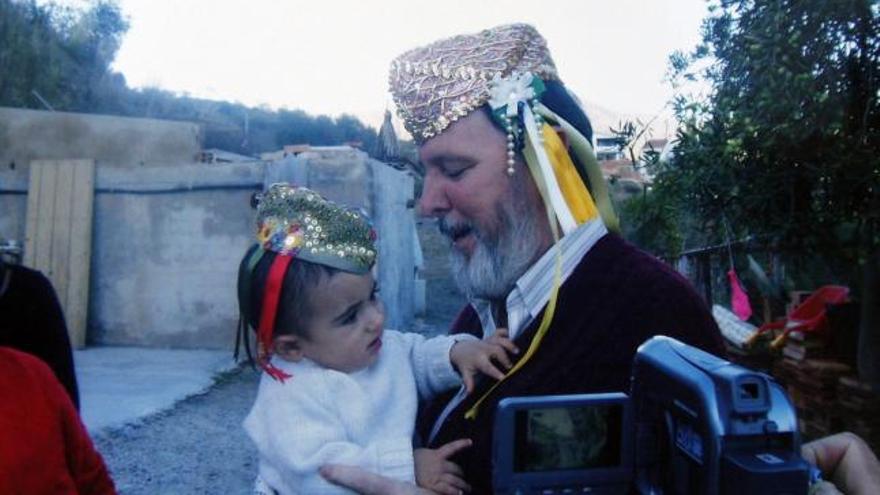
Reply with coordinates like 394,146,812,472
389,23,558,143
255,183,377,274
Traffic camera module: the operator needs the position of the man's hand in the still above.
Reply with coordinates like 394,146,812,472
414,438,472,495
801,432,880,495
450,328,519,393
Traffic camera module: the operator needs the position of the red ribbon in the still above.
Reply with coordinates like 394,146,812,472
258,254,294,382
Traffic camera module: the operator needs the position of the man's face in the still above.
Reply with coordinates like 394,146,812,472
418,110,552,299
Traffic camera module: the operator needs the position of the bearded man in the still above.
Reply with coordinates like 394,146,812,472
388,24,724,493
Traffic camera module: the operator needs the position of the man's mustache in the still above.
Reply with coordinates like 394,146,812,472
438,217,475,241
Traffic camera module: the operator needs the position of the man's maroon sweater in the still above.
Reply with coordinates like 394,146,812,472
421,233,725,493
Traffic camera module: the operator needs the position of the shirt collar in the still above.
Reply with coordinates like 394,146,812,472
471,219,608,339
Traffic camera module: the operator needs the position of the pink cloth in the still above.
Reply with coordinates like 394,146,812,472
728,269,752,321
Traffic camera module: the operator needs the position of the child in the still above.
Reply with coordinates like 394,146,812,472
238,184,516,495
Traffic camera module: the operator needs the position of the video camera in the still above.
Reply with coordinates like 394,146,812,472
492,336,812,494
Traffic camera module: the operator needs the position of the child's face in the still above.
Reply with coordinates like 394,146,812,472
277,270,385,373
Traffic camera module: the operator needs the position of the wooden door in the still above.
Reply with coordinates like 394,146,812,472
24,159,95,348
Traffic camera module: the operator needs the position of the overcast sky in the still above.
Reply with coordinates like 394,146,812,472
107,0,709,129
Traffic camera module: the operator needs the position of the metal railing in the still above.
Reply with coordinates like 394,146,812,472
666,237,784,311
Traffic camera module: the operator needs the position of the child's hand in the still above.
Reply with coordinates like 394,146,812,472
414,439,472,495
450,328,520,394
321,464,432,494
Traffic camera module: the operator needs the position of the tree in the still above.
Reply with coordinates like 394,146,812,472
651,0,879,386
0,0,377,154
0,0,128,111
65,0,129,111
1,0,69,108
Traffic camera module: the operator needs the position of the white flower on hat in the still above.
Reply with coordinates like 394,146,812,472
488,71,536,118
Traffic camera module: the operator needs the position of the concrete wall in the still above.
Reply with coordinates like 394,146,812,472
1,107,202,248
88,164,261,348
0,151,419,348
1,162,261,349
0,107,202,170
0,183,27,244
371,162,418,330
0,108,420,348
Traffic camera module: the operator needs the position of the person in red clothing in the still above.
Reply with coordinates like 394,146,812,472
0,260,80,409
0,346,115,494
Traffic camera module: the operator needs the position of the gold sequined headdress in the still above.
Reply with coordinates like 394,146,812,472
390,23,622,418
389,23,618,233
390,23,558,143
255,183,377,273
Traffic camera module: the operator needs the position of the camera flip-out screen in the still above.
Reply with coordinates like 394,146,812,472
513,403,624,472
494,393,633,495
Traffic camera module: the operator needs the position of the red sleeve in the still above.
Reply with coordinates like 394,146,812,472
34,354,117,494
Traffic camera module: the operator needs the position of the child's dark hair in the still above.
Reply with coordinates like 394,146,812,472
235,244,338,363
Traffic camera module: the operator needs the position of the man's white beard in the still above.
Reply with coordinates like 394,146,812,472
448,198,545,300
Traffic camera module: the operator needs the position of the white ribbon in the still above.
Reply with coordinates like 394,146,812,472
522,104,577,234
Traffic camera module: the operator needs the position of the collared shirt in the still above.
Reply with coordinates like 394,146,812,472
428,219,608,443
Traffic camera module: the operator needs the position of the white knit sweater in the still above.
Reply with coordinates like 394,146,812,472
243,330,471,495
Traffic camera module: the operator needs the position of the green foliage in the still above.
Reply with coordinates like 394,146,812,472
621,187,684,258
610,117,658,165
0,0,127,111
637,0,879,273
0,0,377,154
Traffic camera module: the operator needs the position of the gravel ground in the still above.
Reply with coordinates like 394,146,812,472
93,368,260,494
94,219,465,494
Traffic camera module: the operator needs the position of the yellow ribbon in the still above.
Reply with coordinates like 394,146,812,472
536,104,620,233
463,250,562,420
464,123,565,420
463,115,612,419
542,124,599,224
